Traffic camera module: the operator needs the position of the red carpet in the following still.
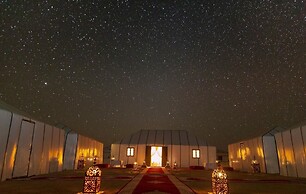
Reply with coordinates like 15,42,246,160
132,167,180,194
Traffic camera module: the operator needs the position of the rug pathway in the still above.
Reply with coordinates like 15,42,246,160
118,167,195,194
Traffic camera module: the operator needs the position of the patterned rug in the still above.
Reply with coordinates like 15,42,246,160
132,167,180,194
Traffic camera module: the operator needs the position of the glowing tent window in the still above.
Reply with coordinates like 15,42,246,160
192,149,200,159
127,147,135,157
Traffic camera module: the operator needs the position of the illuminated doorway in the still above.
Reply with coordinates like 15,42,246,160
151,146,162,166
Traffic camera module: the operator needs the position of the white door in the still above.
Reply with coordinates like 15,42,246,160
13,120,35,177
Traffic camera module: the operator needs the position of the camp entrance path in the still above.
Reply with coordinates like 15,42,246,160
118,167,195,194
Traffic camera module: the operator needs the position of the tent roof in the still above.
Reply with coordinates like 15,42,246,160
262,126,286,136
114,129,209,146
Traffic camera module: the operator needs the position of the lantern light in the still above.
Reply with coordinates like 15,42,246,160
211,165,229,194
83,165,103,193
173,161,177,169
251,158,260,173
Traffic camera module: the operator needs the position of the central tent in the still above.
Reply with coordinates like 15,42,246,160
111,129,216,168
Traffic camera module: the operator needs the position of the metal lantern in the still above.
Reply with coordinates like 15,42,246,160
83,165,102,193
77,155,85,170
173,161,177,169
212,166,229,194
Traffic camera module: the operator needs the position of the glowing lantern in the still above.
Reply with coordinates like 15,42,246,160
83,165,102,193
212,166,228,194
251,158,260,173
173,161,177,169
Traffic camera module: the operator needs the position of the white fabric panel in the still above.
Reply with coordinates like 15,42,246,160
97,141,103,164
63,132,78,170
200,146,208,168
282,130,297,177
239,141,248,172
73,135,103,168
291,127,306,178
167,144,172,165
172,145,180,167
1,113,22,181
13,120,34,178
180,131,189,146
136,144,145,165
0,109,12,181
49,127,60,173
41,124,52,174
243,140,252,172
302,125,306,156
228,144,234,167
119,145,128,166
263,136,279,174
274,132,287,176
147,130,156,145
180,145,189,167
57,129,65,171
155,130,164,145
232,142,242,170
110,144,120,163
28,121,44,176
208,146,216,169
256,137,266,173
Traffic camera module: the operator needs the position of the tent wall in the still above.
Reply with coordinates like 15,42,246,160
228,136,277,173
40,124,53,174
1,113,23,181
0,109,12,181
0,107,104,182
274,132,287,176
63,132,78,170
291,127,306,177
74,135,103,169
263,136,279,174
111,130,216,168
281,130,297,177
229,122,306,177
28,121,44,176
274,124,306,178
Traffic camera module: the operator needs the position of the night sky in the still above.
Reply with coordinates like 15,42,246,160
0,1,305,151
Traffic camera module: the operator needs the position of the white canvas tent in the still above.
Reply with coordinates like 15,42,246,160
228,128,280,174
111,129,216,169
63,132,103,170
0,105,103,181
274,122,306,178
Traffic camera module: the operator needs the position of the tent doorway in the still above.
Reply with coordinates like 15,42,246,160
151,146,162,166
145,146,168,167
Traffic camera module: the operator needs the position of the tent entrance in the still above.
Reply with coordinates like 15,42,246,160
145,146,168,167
151,146,162,167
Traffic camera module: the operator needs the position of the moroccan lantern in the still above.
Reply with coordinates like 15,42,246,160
77,154,85,170
173,161,177,169
211,166,229,194
83,165,102,193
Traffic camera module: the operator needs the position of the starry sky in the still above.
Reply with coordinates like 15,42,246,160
0,1,305,151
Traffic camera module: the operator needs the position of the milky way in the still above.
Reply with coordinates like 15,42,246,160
0,1,305,151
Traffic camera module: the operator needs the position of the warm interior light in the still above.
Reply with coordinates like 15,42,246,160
151,146,162,166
